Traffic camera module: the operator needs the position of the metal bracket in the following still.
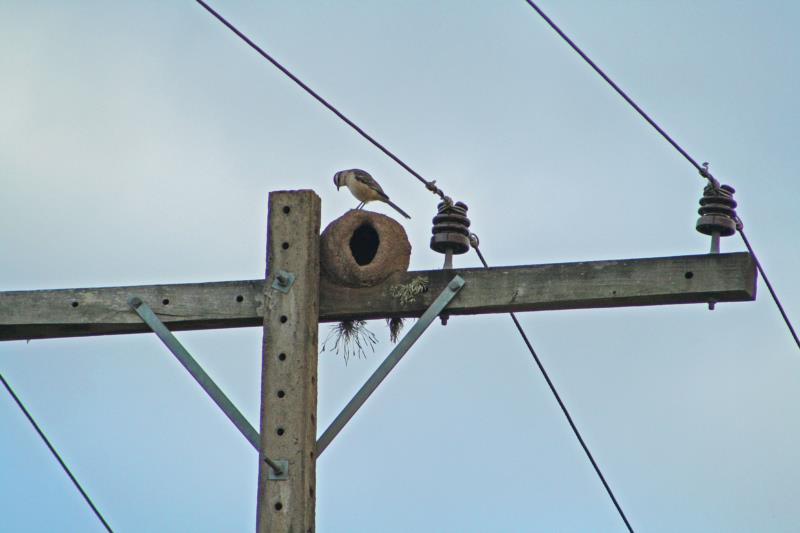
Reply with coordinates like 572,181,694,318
267,459,289,480
271,270,295,293
128,297,283,463
315,274,466,458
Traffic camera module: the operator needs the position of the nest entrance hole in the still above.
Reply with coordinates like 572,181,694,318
349,223,380,266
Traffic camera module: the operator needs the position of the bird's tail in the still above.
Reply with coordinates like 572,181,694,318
385,200,411,219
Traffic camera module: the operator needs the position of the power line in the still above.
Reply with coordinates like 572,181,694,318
0,373,114,533
522,0,799,352
196,2,636,526
470,238,635,533
521,0,714,187
199,0,797,351
737,226,800,349
194,0,451,205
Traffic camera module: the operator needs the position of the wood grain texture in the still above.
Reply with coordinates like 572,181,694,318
0,253,756,341
256,190,320,533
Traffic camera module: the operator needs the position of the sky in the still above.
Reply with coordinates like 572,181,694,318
1,1,799,532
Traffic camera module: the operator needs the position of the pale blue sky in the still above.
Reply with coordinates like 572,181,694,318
2,2,799,532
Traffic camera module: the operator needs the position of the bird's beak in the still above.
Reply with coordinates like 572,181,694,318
333,172,340,190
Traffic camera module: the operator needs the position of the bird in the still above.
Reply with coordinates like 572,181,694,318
333,169,411,219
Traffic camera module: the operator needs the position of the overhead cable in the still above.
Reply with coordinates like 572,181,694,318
470,236,635,533
0,373,114,533
194,0,451,205
522,0,798,352
522,0,717,188
737,227,800,348
196,2,637,524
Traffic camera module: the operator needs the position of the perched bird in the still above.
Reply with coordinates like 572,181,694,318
333,169,411,219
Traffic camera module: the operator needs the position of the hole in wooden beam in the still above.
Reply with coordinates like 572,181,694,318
236,295,244,302
685,271,694,279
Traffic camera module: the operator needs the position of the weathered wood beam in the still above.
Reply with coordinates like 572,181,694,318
0,253,756,341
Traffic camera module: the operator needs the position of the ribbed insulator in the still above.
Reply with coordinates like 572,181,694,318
430,201,471,255
696,184,738,237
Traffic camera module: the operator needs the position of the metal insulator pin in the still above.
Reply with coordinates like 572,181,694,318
695,180,738,311
430,201,471,325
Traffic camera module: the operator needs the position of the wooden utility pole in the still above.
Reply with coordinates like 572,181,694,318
257,190,320,533
0,190,759,533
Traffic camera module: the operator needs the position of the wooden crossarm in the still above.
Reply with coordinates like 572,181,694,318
0,253,756,341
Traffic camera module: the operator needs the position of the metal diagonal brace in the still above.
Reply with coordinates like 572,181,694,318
128,297,285,477
316,275,466,458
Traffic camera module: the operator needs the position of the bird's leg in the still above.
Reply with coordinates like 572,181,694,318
356,202,364,210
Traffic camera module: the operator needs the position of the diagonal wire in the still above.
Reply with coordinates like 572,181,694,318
194,0,451,204
0,373,114,533
470,240,635,533
193,4,790,524
522,0,712,184
198,0,796,351
196,1,635,525
522,0,798,352
737,227,800,349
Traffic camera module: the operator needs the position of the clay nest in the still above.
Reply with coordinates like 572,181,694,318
320,209,411,288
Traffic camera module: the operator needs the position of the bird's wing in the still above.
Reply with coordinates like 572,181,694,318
352,169,389,199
